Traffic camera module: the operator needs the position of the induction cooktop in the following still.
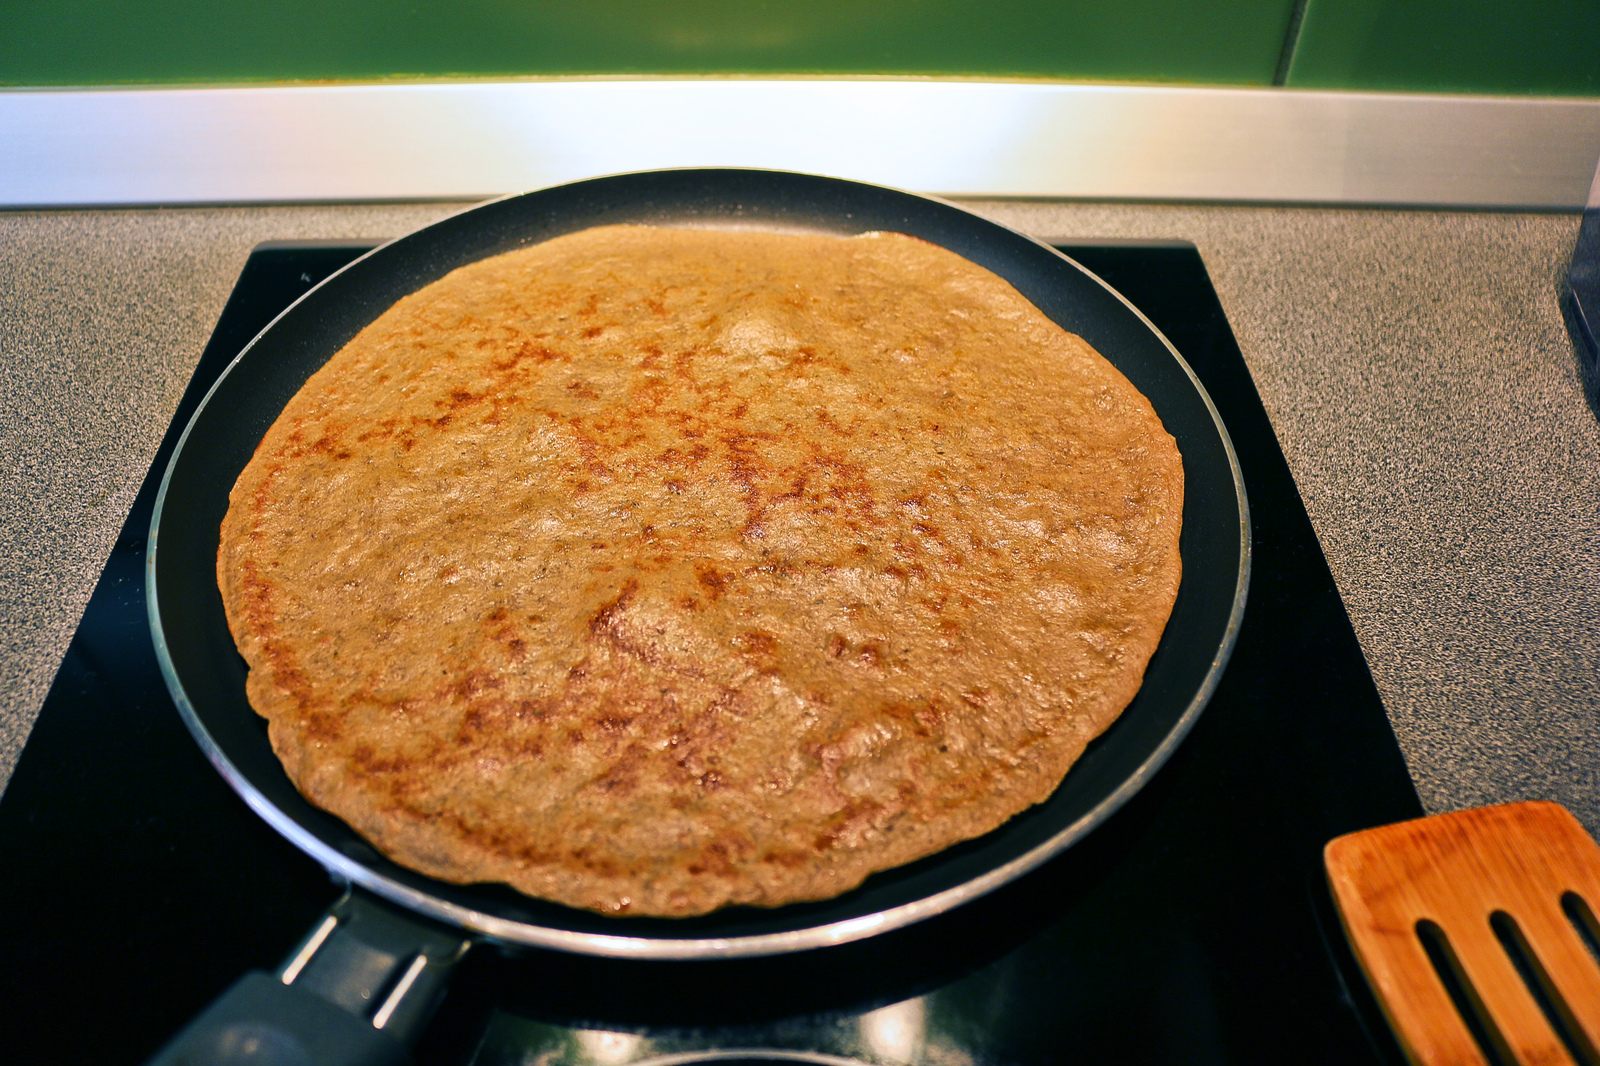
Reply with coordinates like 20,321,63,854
0,237,1423,1065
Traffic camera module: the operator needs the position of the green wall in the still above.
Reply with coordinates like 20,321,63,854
2,0,1595,95
1287,0,1600,95
0,0,1295,86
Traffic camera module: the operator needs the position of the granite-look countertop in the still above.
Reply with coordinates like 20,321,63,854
2,200,1596,832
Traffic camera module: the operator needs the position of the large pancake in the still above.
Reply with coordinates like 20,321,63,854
217,225,1183,917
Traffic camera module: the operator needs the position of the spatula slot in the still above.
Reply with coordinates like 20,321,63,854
1490,909,1600,1066
1563,892,1600,970
1416,918,1518,1066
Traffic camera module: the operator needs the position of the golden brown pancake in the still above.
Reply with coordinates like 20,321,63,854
218,225,1183,917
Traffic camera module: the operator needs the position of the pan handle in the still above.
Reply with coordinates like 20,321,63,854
144,888,472,1066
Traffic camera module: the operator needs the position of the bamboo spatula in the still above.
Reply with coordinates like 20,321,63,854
1326,801,1600,1066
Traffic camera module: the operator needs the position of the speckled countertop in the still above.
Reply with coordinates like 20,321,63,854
2,200,1596,832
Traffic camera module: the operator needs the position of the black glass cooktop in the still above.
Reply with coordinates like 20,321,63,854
0,238,1423,1065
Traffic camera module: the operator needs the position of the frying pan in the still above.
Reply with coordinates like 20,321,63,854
146,169,1249,1063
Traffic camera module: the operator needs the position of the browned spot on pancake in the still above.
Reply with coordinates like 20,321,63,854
455,705,498,743
595,713,634,735
452,671,503,702
685,831,749,876
351,745,409,776
491,339,566,372
695,564,732,599
295,709,343,745
587,578,640,637
762,847,808,868
814,408,852,436
734,629,777,656
591,742,646,794
566,847,624,877
812,799,884,853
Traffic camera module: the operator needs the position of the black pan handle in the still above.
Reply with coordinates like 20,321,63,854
144,889,472,1066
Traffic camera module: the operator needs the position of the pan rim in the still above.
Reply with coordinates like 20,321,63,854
147,167,1249,960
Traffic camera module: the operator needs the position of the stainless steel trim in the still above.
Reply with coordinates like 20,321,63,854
5,79,1598,209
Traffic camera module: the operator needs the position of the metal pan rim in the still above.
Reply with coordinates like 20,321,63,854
148,167,1249,959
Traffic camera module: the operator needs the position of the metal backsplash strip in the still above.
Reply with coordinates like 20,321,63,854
3,80,1598,209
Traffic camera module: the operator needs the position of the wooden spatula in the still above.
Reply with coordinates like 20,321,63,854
1326,801,1600,1066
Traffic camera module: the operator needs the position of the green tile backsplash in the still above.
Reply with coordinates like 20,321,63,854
1287,0,1599,96
0,0,1592,95
0,0,1292,86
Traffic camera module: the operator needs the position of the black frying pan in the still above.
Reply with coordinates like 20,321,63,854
145,169,1248,1063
